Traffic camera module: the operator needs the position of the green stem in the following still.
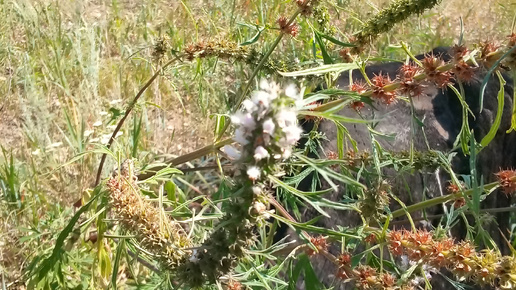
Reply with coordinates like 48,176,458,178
137,138,233,180
389,181,500,219
391,206,516,226
94,55,183,186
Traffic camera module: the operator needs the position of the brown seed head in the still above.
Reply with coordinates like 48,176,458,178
371,73,396,104
422,55,453,88
495,169,516,195
339,48,353,63
398,63,426,98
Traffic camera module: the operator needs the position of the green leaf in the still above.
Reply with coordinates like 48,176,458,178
270,175,355,218
98,246,112,279
478,45,516,113
164,180,177,202
313,30,333,64
131,113,143,158
211,114,227,138
480,71,505,148
278,62,358,77
507,71,516,133
111,239,125,290
35,186,103,281
314,29,355,48
296,153,366,190
288,254,324,290
298,111,373,124
272,213,360,239
336,121,345,159
240,26,265,46
448,83,472,155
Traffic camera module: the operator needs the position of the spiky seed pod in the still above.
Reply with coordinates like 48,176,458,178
397,63,426,97
305,236,328,256
422,55,453,88
450,46,477,82
152,36,169,62
359,181,391,223
278,16,299,37
371,73,397,104
296,0,319,16
339,48,353,63
495,169,516,195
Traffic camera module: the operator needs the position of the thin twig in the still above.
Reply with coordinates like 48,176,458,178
94,55,183,186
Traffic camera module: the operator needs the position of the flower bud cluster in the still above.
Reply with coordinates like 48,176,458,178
387,229,516,288
228,79,303,182
278,16,299,37
347,43,507,106
352,0,441,52
106,160,191,268
336,257,399,290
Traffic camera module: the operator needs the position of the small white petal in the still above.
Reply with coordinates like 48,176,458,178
222,145,241,160
252,186,262,195
262,119,275,135
276,110,297,128
259,79,269,90
92,121,102,127
242,99,256,112
252,201,267,213
285,84,299,99
282,148,292,159
189,249,199,263
234,128,249,145
101,134,111,144
251,91,271,107
49,142,63,148
247,166,261,181
241,113,256,129
253,146,269,161
283,125,303,145
99,111,108,116
230,112,242,125
268,82,280,99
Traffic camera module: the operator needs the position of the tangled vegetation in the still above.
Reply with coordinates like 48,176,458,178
1,0,516,289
